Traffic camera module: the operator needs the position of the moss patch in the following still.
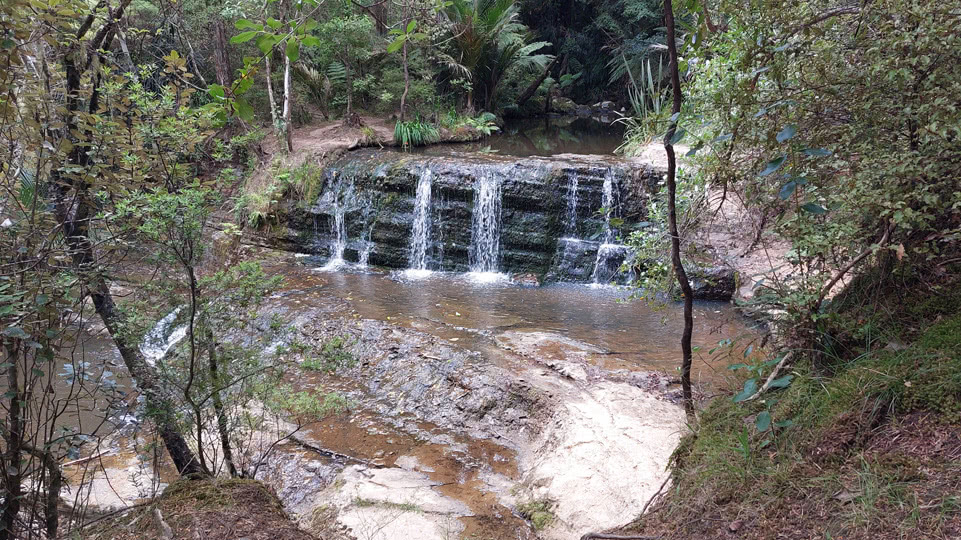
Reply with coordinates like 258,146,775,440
85,478,317,540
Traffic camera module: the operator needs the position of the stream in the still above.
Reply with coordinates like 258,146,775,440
66,119,751,540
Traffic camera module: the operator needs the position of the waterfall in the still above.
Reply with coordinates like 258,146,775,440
592,168,625,285
565,174,579,237
600,168,617,244
319,178,352,271
407,168,433,275
469,172,503,276
141,308,187,367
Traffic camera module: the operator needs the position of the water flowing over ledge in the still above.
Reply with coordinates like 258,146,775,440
269,148,661,286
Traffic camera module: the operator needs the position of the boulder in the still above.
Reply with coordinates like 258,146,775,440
690,265,738,301
550,96,578,114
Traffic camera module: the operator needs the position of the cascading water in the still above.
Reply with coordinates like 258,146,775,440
468,171,504,279
565,173,580,237
141,307,187,367
600,168,617,244
406,168,433,277
319,177,352,271
592,168,626,285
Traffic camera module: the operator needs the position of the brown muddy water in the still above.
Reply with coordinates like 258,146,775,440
281,259,752,383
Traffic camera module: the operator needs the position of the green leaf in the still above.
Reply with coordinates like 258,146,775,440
775,419,795,429
712,133,733,143
801,202,827,215
230,31,260,44
776,124,797,143
670,128,686,145
301,35,321,47
759,155,786,176
733,378,758,402
208,84,225,100
779,180,797,200
686,143,703,157
256,34,278,54
233,98,254,121
1,327,28,339
406,19,417,33
266,18,282,30
235,19,261,30
755,411,772,432
387,36,405,54
768,375,794,389
803,147,832,157
727,363,750,370
285,39,300,62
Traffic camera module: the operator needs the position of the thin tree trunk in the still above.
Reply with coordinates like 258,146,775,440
206,330,238,477
1,345,23,540
662,0,695,420
51,0,203,477
282,52,293,152
400,40,410,122
344,54,353,116
212,18,231,87
516,54,560,108
264,54,286,152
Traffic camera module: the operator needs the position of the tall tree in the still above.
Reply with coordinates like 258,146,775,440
662,0,695,419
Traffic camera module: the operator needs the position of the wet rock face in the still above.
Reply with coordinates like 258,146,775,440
271,148,660,278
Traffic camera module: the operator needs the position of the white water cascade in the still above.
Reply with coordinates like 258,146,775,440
141,308,187,367
468,172,503,279
321,184,349,271
407,168,433,277
591,169,626,285
565,173,580,237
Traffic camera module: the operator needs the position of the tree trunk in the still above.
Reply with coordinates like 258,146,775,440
212,18,231,87
662,0,696,420
206,331,238,477
51,0,203,477
516,54,560,108
1,345,23,540
282,52,293,152
344,54,353,116
400,39,410,122
264,54,287,153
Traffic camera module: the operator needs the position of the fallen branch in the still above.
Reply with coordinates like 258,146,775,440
580,533,661,540
289,434,380,467
745,351,793,402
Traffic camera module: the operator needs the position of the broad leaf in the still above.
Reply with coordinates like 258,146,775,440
759,155,786,176
233,98,254,121
768,375,794,388
755,411,772,432
234,19,261,30
776,124,797,143
733,378,758,402
230,31,260,44
803,147,832,157
285,39,300,62
387,36,406,54
2,326,28,339
406,20,417,33
779,180,797,200
801,202,827,215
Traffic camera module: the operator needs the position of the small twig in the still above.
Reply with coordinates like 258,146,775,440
745,351,793,402
580,533,661,540
640,475,671,516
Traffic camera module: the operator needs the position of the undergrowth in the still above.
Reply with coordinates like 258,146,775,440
634,273,961,540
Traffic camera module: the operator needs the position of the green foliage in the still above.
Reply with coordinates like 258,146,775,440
394,119,440,149
301,335,357,373
683,0,961,340
516,499,555,530
270,388,350,419
444,0,553,111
